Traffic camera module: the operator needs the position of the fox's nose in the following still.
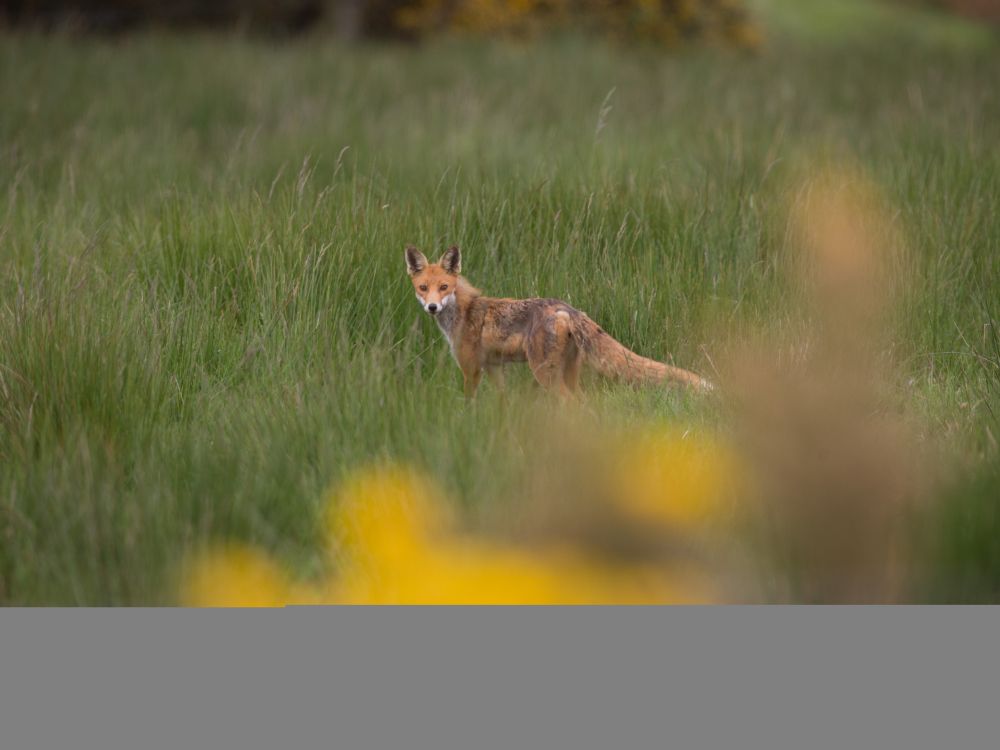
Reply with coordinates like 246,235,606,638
426,303,439,314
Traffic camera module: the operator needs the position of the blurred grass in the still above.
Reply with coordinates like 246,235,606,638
752,0,998,50
1,14,998,603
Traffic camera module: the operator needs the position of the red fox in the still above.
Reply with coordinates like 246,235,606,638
406,245,712,398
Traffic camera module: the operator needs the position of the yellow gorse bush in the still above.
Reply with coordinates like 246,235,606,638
326,465,717,604
181,427,736,606
181,545,325,607
612,428,738,531
393,0,760,48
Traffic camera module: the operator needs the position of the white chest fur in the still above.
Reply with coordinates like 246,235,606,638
434,303,459,360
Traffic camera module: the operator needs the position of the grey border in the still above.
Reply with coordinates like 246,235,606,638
2,606,998,750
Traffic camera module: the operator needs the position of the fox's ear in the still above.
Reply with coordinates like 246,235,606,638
440,245,461,275
405,245,427,276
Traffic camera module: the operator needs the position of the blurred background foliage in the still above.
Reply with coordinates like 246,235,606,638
1,0,755,47
5,1,998,48
3,1,996,48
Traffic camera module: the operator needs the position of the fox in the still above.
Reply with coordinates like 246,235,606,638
405,244,713,398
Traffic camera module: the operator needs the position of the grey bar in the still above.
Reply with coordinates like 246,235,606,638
1,607,998,750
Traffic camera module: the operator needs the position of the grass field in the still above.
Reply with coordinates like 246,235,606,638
2,5,999,604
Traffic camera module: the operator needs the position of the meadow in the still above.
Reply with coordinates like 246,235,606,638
1,4,999,604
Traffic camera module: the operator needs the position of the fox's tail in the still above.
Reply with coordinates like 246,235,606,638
572,315,713,391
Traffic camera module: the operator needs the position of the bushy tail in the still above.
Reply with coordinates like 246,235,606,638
572,315,712,391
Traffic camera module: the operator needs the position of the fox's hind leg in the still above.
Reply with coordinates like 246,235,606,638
563,342,583,394
527,311,575,398
527,350,561,392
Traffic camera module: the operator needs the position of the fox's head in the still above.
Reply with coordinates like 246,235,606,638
405,245,461,317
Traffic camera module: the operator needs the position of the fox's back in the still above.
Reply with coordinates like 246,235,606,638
472,295,591,361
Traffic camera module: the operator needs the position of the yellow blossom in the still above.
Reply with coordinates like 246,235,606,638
181,545,295,607
327,466,717,604
612,428,738,531
181,461,723,606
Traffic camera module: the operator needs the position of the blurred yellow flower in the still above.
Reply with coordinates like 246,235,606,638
332,534,715,605
326,464,447,570
182,460,723,606
327,465,716,604
612,428,738,531
181,545,296,607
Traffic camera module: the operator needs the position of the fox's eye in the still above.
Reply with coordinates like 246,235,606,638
439,284,448,292
418,285,428,292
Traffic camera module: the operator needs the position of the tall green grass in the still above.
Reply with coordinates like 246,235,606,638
1,29,998,603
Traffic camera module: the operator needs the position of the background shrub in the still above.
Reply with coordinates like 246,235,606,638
1,0,759,46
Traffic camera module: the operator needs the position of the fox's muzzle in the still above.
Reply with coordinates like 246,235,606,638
420,292,455,316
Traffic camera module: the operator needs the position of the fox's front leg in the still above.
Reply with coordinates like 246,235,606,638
486,364,507,408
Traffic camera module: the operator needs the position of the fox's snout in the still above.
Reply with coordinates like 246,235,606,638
417,291,454,316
